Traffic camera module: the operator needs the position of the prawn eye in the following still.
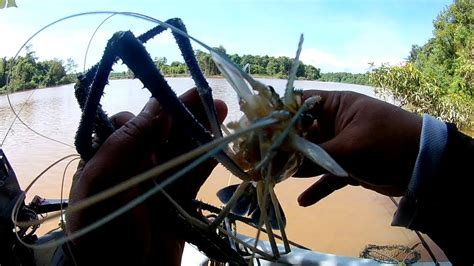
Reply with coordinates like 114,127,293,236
301,113,314,129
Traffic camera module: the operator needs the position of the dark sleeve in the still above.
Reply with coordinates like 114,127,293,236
394,123,473,265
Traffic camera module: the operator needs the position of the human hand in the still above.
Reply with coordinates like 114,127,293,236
66,88,227,265
296,90,422,207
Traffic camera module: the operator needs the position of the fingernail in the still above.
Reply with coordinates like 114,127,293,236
297,194,308,207
143,97,161,116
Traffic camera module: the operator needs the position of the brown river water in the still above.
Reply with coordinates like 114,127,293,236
0,78,446,262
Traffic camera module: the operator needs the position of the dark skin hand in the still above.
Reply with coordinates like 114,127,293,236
66,88,227,265
66,89,420,263
295,90,422,207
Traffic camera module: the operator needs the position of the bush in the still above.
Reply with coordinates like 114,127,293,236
370,63,473,128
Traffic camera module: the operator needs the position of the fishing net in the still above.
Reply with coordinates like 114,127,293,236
360,244,421,264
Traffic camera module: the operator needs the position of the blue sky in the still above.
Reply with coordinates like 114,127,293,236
0,0,452,73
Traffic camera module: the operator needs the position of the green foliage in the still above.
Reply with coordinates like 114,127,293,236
64,58,78,74
192,48,321,80
0,48,78,93
195,49,218,76
319,72,370,85
371,63,441,111
304,65,321,80
370,63,473,127
153,56,188,76
416,0,473,96
154,56,167,69
42,60,67,87
109,71,134,80
0,57,7,88
370,0,474,128
0,0,17,9
407,45,422,63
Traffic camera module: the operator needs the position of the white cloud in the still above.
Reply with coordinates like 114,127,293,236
298,17,411,73
0,26,30,58
300,24,408,74
0,16,179,73
301,47,405,73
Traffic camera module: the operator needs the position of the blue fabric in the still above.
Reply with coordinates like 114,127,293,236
407,114,448,194
392,114,448,228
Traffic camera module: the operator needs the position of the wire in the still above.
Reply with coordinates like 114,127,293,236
1,88,35,146
389,196,440,265
60,156,80,266
83,14,116,72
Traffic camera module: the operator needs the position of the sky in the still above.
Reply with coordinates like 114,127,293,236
0,0,453,73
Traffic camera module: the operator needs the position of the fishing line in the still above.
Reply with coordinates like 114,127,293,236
83,13,116,72
3,11,222,149
5,92,75,148
8,12,297,261
60,156,81,266
1,88,35,146
3,12,121,149
60,157,81,223
12,117,278,249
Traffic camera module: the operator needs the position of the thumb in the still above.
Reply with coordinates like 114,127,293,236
86,98,171,180
298,174,355,207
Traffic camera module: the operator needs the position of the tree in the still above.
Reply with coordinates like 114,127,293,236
43,59,67,86
0,48,73,92
0,57,7,88
370,63,472,127
407,45,422,63
296,64,305,78
196,49,214,75
304,65,321,80
154,56,167,69
266,58,280,76
8,52,39,91
168,61,187,75
229,54,241,66
418,0,473,96
64,58,78,74
278,56,293,77
319,72,368,85
370,0,473,128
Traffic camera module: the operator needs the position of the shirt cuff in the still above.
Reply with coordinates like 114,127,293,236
392,114,448,229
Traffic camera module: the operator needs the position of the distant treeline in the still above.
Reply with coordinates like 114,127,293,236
152,46,323,80
0,47,77,94
150,47,371,85
319,72,369,85
1,45,369,94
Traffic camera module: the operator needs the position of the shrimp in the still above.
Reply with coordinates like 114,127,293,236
8,12,347,264
210,34,347,259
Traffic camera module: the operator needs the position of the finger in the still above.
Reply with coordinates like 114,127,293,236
303,90,365,137
178,88,228,126
80,101,172,192
293,157,327,177
297,174,353,207
293,128,351,178
296,90,361,177
303,90,340,127
110,111,135,128
164,88,228,199
303,89,357,119
110,97,162,129
111,97,170,152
